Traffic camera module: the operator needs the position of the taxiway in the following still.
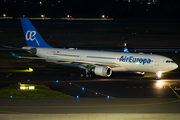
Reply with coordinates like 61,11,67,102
0,72,180,120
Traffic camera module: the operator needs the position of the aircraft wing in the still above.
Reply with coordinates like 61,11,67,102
10,52,120,68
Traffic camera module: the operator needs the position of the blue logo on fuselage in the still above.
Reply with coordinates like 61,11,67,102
119,56,151,65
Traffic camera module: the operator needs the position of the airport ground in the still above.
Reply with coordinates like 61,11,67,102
1,19,180,119
1,72,180,120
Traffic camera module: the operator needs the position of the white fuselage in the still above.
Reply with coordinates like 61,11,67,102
34,47,178,73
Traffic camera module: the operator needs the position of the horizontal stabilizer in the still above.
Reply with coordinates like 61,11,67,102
10,52,21,58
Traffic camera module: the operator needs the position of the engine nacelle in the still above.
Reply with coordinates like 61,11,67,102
93,66,112,77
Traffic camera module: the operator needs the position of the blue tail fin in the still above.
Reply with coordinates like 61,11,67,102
124,47,129,53
20,18,52,48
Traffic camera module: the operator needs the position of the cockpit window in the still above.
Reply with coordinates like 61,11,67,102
166,60,174,63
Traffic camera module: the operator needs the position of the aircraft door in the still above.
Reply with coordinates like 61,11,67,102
153,58,159,71
47,50,53,55
80,53,85,61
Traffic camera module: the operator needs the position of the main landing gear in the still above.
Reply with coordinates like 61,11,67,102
80,73,92,78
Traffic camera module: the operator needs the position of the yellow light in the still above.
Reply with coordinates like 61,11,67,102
29,86,35,90
20,85,35,90
20,86,28,89
124,43,127,46
29,68,33,72
39,1,42,4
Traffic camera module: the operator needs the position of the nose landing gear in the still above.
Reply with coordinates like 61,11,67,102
156,72,162,79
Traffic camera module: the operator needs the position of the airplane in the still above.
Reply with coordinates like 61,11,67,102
10,18,178,79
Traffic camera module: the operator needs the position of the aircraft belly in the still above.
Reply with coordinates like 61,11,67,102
125,63,153,72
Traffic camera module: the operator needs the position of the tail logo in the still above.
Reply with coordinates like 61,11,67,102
26,30,36,41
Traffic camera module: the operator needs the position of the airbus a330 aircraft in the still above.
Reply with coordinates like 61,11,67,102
10,18,178,79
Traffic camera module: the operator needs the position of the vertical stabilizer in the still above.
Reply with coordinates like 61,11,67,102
124,47,129,53
20,18,52,48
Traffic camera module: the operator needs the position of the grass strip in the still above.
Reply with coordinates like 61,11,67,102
0,84,74,98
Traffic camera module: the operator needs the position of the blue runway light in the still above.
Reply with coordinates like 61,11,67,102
76,96,79,98
175,51,177,53
56,80,59,83
107,96,110,99
82,87,84,91
10,96,12,98
69,82,71,85
95,92,98,95
28,79,30,81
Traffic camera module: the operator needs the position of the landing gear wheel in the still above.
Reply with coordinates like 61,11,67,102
86,74,89,77
80,73,92,78
80,74,84,77
86,74,92,77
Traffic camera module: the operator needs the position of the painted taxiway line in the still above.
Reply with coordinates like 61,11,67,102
6,73,12,78
168,81,180,99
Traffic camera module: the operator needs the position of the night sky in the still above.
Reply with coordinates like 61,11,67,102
0,0,179,19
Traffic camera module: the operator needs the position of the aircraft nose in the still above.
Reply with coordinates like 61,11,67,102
173,63,178,70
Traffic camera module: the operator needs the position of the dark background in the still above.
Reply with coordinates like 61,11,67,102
0,0,179,19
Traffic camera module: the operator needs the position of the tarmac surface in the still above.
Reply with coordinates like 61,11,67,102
0,72,180,120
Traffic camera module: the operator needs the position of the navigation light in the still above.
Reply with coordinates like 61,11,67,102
29,68,33,72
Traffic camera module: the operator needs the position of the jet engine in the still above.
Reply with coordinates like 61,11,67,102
93,66,112,77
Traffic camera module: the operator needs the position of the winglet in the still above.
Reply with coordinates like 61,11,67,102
124,47,129,53
10,52,21,58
